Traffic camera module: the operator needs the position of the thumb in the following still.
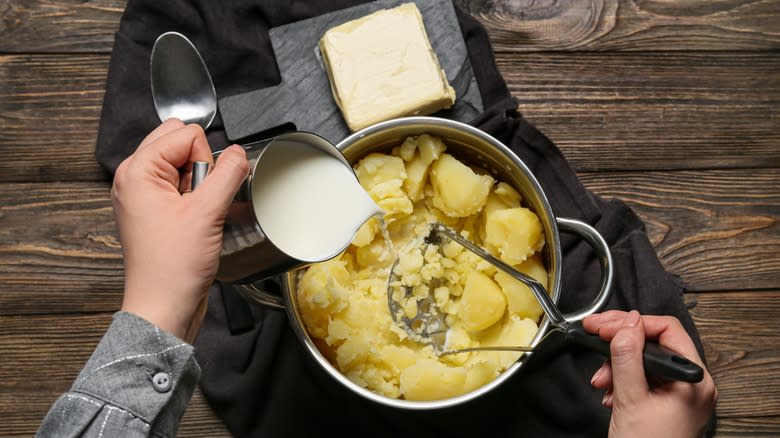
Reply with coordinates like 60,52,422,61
194,145,249,218
610,310,649,406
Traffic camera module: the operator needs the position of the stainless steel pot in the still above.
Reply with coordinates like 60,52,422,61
239,117,614,409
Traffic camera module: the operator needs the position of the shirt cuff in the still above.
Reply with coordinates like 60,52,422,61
70,311,201,433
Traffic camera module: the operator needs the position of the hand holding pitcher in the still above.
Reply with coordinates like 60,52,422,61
111,118,248,342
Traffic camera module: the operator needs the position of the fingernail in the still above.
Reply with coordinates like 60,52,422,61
623,310,640,327
602,392,613,406
591,366,605,385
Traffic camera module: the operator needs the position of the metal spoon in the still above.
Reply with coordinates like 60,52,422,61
150,31,217,130
388,222,705,383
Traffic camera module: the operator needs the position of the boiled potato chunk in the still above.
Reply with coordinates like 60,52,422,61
484,207,544,265
336,334,371,371
463,360,500,393
479,183,523,243
297,256,352,338
355,153,412,220
459,271,507,332
356,237,393,268
352,217,379,247
477,314,538,369
442,326,474,366
483,182,522,215
493,182,522,207
430,154,494,217
400,359,467,401
417,134,447,163
494,255,549,321
396,249,424,275
379,345,419,373
397,134,446,163
326,318,352,344
397,136,418,162
404,157,430,201
398,134,447,201
355,153,406,189
367,179,413,220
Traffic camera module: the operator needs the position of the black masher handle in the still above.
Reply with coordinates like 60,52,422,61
565,321,704,383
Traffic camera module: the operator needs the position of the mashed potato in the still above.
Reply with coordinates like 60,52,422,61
296,134,549,401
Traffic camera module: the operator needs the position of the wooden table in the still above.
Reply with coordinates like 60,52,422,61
0,1,777,436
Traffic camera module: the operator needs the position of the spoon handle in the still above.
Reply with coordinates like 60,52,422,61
191,161,209,191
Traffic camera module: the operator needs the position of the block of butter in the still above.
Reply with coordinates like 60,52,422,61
319,3,457,132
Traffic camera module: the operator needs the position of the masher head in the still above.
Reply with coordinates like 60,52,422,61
386,222,563,354
387,226,449,349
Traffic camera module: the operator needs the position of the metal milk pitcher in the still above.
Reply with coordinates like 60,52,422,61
191,131,382,288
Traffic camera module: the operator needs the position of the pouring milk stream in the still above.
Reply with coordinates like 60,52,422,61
191,132,382,285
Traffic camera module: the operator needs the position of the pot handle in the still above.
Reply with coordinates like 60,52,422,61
235,283,286,311
556,217,614,322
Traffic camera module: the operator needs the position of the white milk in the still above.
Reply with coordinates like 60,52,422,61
251,140,382,262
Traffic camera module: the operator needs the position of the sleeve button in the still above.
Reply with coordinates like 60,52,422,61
152,372,172,392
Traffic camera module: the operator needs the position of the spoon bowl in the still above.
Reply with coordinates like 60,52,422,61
150,31,217,129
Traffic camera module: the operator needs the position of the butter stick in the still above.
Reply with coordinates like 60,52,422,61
319,3,456,132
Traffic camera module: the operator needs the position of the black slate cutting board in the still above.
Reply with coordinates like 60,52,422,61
218,0,483,145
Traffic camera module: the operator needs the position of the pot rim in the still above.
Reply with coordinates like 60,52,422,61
283,116,564,410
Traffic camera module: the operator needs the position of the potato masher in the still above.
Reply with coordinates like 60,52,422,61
388,222,704,383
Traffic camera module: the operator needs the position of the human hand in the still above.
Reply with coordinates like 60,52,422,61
111,119,249,343
583,310,717,438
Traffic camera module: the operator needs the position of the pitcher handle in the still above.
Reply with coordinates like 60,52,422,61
235,283,286,310
556,217,614,322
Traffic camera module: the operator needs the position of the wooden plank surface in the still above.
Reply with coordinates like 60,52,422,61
1,291,777,436
463,0,780,52
1,52,777,182
502,52,780,172
1,169,777,314
0,0,777,436
0,54,109,182
1,0,778,53
579,169,780,291
686,291,780,418
0,182,122,315
0,0,124,54
715,417,780,437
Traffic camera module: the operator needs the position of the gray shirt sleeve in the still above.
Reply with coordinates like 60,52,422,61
37,311,201,438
